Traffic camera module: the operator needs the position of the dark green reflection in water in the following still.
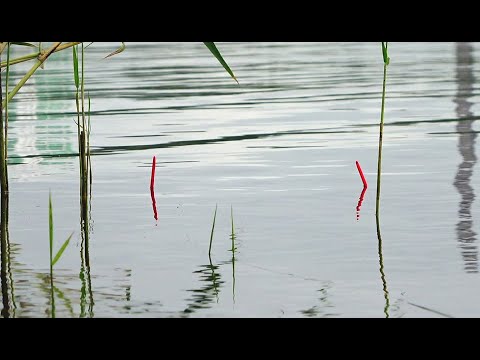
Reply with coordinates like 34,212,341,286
376,214,390,318
182,257,224,316
79,236,94,318
1,193,16,318
453,42,478,273
300,284,337,318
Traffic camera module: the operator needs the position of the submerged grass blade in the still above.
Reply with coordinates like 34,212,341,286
104,42,126,59
208,204,218,256
203,42,238,83
52,233,73,267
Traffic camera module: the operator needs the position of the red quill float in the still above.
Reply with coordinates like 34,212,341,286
150,156,158,221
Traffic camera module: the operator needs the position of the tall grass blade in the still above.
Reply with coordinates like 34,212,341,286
104,42,126,59
73,46,79,89
203,42,238,83
208,204,218,256
52,233,73,267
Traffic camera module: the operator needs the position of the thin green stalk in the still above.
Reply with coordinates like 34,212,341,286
1,42,62,109
230,205,235,245
73,46,82,191
375,42,389,217
208,204,218,257
80,43,89,238
88,94,92,196
48,192,72,317
0,42,81,69
0,52,6,194
5,43,10,172
375,42,390,318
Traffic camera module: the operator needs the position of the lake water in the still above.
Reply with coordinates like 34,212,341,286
1,42,479,317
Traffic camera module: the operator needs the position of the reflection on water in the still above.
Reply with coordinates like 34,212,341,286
453,42,478,273
376,216,390,318
300,283,337,318
79,237,94,318
356,186,367,221
182,259,224,316
7,50,76,171
1,212,132,318
1,193,15,318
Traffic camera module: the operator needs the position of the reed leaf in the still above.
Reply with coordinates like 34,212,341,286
73,46,79,89
104,42,126,59
52,233,73,267
203,42,238,83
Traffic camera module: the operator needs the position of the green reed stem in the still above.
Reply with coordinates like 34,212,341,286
375,42,390,318
208,204,218,257
0,53,5,194
5,43,10,170
375,42,389,217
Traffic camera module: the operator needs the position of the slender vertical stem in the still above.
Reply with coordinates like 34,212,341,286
0,52,6,195
376,47,388,216
208,204,218,256
375,42,390,318
5,43,10,180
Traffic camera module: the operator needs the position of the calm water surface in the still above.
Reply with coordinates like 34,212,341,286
2,42,480,317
